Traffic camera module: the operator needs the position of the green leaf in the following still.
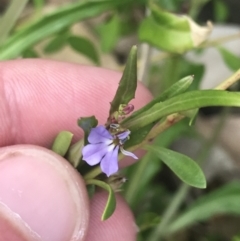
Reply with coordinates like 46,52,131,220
124,76,193,148
51,131,73,157
179,59,205,91
78,116,98,143
85,179,116,220
122,90,240,131
109,46,137,115
44,35,68,53
218,47,240,71
22,48,39,58
0,0,128,60
128,75,193,122
0,0,28,43
124,124,154,149
145,145,206,188
124,121,187,207
214,0,229,22
67,139,84,168
137,212,161,231
68,36,100,64
97,14,120,52
166,181,240,234
138,1,212,53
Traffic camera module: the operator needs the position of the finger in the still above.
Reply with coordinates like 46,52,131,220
0,145,89,241
85,191,137,241
0,59,152,147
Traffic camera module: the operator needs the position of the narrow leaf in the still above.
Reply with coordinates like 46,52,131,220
97,14,120,53
85,179,116,220
122,90,240,131
214,0,229,22
44,35,68,53
68,36,100,64
0,0,128,60
127,75,193,122
51,131,73,157
167,181,240,234
218,47,240,71
22,48,39,58
109,46,137,115
145,145,206,188
122,75,192,148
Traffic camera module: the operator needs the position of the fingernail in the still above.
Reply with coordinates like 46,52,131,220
0,145,89,241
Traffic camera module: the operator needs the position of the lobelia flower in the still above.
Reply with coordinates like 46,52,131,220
82,125,138,177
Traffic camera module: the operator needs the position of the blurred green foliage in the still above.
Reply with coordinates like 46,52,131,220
1,0,240,241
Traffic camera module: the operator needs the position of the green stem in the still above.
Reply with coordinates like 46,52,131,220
148,184,190,241
0,0,29,43
124,153,151,205
83,166,101,180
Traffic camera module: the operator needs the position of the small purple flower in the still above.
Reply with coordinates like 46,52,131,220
82,125,138,176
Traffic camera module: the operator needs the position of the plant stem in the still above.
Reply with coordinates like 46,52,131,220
0,0,29,43
138,7,151,86
215,68,240,90
148,184,190,241
138,43,152,85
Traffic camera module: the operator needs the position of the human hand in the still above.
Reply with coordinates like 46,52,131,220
0,59,152,241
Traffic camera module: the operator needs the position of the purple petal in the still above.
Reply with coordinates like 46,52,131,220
120,147,138,159
88,126,113,144
100,145,120,177
117,130,130,140
82,143,109,166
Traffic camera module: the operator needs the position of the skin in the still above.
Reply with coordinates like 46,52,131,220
0,59,152,241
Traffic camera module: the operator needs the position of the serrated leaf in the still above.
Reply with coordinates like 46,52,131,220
218,47,240,71
138,1,212,53
51,131,73,157
68,36,100,64
109,46,137,116
85,179,116,220
166,181,240,234
44,35,68,53
0,0,128,60
122,90,240,131
145,145,206,188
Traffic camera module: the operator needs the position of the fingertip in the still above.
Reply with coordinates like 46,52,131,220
0,145,89,241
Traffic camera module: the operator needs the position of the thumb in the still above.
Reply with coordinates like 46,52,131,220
0,145,89,241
